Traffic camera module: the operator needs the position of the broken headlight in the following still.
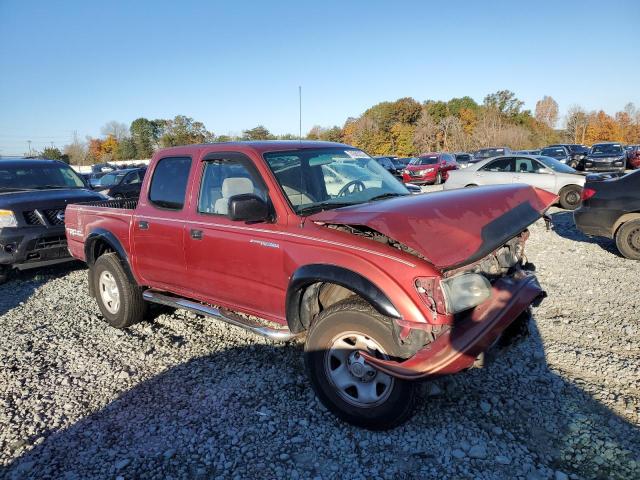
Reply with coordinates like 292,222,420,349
440,273,491,314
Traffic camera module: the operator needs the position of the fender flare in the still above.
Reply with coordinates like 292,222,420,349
84,229,137,294
285,264,401,333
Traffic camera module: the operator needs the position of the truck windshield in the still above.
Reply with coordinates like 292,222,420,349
264,147,409,215
0,164,86,190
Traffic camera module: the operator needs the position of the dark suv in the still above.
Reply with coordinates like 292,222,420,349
540,146,572,165
0,158,105,282
583,143,627,173
94,167,147,199
548,144,589,169
471,147,512,163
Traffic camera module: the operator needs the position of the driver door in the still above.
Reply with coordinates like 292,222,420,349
184,153,286,319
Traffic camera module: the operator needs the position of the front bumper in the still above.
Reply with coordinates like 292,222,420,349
0,226,72,270
361,272,544,380
402,171,437,184
583,160,625,172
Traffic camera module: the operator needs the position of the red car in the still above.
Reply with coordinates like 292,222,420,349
402,152,458,185
66,141,555,429
627,145,640,169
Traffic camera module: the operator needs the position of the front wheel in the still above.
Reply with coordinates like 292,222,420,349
559,185,582,210
615,220,640,260
304,299,416,430
93,253,147,328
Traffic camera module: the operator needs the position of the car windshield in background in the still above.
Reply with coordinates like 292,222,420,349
263,148,408,215
541,148,566,158
99,172,127,186
536,156,577,174
591,144,623,155
0,164,86,190
411,157,438,165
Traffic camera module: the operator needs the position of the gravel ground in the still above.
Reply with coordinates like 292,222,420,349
1,207,639,480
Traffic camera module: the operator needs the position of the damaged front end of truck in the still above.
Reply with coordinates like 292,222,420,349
310,184,557,380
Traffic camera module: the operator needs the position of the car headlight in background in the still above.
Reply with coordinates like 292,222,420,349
0,210,18,228
440,273,492,314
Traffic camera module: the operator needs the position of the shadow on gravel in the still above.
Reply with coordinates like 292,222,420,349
2,319,639,479
550,211,622,257
0,262,85,316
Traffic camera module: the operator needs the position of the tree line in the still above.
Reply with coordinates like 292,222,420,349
43,91,640,165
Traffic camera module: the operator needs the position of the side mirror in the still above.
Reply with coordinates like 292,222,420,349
228,194,269,222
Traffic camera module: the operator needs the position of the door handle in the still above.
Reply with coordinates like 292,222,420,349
190,229,203,240
138,221,149,230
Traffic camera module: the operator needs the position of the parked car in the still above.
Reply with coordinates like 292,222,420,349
583,142,627,173
402,153,458,184
625,145,640,169
574,170,640,259
374,156,402,180
514,149,541,156
454,153,473,168
94,167,147,198
540,146,572,165
471,147,512,163
65,141,554,429
81,172,107,188
547,144,590,169
443,154,585,209
0,158,106,283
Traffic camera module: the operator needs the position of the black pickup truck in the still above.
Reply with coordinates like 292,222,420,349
0,158,105,282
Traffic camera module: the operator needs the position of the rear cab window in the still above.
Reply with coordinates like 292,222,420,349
148,157,192,210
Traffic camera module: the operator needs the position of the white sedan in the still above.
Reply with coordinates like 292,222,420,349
443,155,585,210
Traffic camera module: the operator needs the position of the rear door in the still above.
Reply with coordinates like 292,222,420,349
132,156,192,290
476,157,515,185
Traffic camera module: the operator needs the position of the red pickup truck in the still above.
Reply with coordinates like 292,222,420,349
66,141,555,429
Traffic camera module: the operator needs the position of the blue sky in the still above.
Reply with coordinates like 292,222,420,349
1,0,638,155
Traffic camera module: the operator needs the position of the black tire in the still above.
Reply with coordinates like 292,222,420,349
113,194,123,199
434,172,442,185
559,185,582,210
569,160,579,169
615,220,640,260
304,299,416,430
93,253,147,328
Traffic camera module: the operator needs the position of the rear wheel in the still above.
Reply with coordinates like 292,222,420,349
615,220,640,260
304,299,416,430
559,185,582,210
93,253,147,328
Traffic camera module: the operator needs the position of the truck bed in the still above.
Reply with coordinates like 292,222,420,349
65,199,137,263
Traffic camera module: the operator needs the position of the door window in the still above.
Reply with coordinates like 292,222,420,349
481,157,514,172
148,157,192,210
514,157,545,174
198,158,266,215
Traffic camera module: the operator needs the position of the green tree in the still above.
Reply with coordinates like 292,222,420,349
242,125,273,140
39,147,69,163
483,90,524,117
159,115,214,147
130,118,160,158
115,138,137,160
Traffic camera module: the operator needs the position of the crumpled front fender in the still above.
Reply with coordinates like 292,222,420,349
361,272,545,380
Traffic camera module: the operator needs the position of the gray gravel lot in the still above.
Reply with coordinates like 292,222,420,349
0,207,639,479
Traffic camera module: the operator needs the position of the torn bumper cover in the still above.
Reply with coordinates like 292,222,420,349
361,272,545,380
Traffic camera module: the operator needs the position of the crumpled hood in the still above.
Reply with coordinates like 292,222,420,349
310,184,557,270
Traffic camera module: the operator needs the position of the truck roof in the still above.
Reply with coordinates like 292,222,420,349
154,140,350,156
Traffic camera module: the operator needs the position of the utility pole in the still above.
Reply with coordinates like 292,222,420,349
50,141,55,148
27,140,32,156
299,86,302,142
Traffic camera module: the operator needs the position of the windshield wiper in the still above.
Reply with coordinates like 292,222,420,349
367,192,407,202
297,201,356,215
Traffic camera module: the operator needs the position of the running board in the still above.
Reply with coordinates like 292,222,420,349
143,290,300,342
